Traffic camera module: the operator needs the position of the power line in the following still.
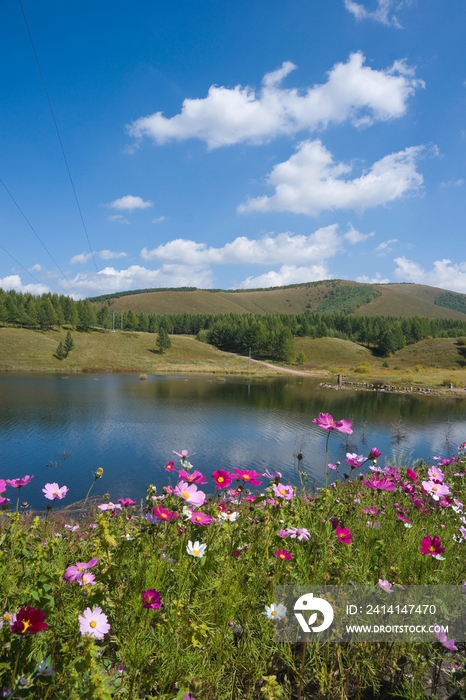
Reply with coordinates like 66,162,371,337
17,0,104,294
0,241,44,286
0,178,77,295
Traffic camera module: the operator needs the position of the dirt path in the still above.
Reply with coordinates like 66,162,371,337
240,356,327,378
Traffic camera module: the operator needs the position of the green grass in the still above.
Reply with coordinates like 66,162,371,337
1,452,466,699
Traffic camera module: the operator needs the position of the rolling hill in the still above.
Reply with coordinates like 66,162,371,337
89,281,466,319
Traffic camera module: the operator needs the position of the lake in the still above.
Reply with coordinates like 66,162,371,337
0,373,465,510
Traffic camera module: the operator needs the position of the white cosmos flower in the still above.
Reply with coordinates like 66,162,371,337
186,540,207,558
182,506,193,520
219,511,239,522
262,603,287,621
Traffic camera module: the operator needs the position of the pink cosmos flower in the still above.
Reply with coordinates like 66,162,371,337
362,507,380,517
274,549,292,560
395,513,411,524
78,572,96,586
245,495,256,502
173,449,194,460
0,497,10,508
428,466,445,482
368,448,382,461
212,470,233,489
327,463,338,470
165,461,176,472
378,579,393,593
63,557,98,583
422,480,450,501
419,536,445,557
345,453,366,469
64,524,80,532
0,479,6,494
190,510,215,526
435,629,458,651
152,505,178,522
42,483,68,501
174,480,206,507
142,589,162,610
5,475,34,488
363,476,396,492
272,484,295,500
78,607,110,640
287,527,310,541
178,469,208,484
232,468,262,486
278,529,291,538
98,502,122,511
263,469,282,480
118,498,136,507
336,526,352,545
313,413,353,434
406,468,418,482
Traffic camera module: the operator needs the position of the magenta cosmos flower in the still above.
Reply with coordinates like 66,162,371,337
420,535,445,558
42,483,68,501
173,449,195,460
378,579,393,593
232,468,262,486
336,526,352,545
165,461,176,472
118,498,136,507
212,469,233,489
368,448,382,461
10,606,48,635
5,475,34,488
363,476,396,492
152,505,178,522
174,480,206,507
190,510,215,526
274,549,293,560
178,469,208,484
313,413,353,434
345,453,366,469
78,607,110,640
142,589,162,610
406,468,418,482
0,479,6,494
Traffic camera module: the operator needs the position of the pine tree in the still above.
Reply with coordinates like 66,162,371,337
55,341,67,360
64,330,75,356
156,327,171,354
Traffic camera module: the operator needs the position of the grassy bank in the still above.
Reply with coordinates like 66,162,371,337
1,440,466,699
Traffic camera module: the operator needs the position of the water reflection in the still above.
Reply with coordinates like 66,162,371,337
0,374,465,509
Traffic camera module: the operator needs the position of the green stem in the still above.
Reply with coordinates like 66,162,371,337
11,639,22,687
15,486,22,513
84,478,97,506
324,431,331,489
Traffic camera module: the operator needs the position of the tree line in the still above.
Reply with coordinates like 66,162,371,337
2,289,466,359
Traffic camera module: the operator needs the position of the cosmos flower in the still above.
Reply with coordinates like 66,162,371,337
419,536,445,558
78,607,110,640
263,469,283,480
435,628,458,651
428,466,445,482
212,469,233,489
164,461,176,472
152,505,178,522
406,468,418,482
37,661,54,676
118,498,137,507
218,511,239,522
142,589,162,610
232,468,262,486
313,413,353,434
262,603,287,620
274,549,292,560
368,448,382,461
178,469,208,484
98,502,122,511
10,606,48,635
186,540,207,558
5,476,34,489
174,481,206,507
63,557,98,583
287,527,311,541
422,480,450,501
345,453,366,469
272,484,295,500
42,483,68,501
336,526,352,545
78,572,96,586
190,511,215,526
378,580,393,593
363,476,396,492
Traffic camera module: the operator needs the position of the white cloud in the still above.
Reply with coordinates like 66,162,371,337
344,224,374,244
239,141,424,216
106,195,153,211
238,265,330,289
108,214,131,224
356,273,390,283
62,264,214,295
141,225,345,266
70,250,127,265
0,274,49,294
393,257,466,293
344,0,403,27
152,216,166,224
440,179,465,189
373,238,398,256
28,264,41,272
127,53,422,149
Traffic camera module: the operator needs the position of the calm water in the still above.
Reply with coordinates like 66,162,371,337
0,373,465,509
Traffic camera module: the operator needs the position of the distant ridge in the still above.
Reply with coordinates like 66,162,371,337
88,280,466,320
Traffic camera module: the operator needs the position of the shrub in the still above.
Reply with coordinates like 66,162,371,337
382,360,389,368
393,365,403,370
295,352,306,365
414,365,424,373
354,362,371,374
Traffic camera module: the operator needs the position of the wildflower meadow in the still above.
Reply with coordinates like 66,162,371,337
1,416,466,699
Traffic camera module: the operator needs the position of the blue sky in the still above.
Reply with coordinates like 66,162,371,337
1,0,466,298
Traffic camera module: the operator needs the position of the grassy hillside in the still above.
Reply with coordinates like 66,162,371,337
0,328,273,375
94,281,466,319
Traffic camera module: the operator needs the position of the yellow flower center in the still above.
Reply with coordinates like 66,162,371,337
196,516,202,521
218,476,224,483
429,546,435,552
4,614,11,622
161,513,167,519
22,620,31,633
53,491,59,496
280,489,286,495
193,550,199,556
78,566,83,571
279,554,285,559
271,610,277,616
182,492,190,499
90,620,97,628
243,474,250,480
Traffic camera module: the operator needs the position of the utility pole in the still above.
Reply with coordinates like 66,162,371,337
121,312,123,331
248,347,251,367
112,312,115,332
